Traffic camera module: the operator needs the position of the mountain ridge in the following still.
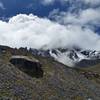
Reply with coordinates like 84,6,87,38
30,47,100,67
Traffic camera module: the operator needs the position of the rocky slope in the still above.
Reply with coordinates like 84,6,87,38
0,45,100,100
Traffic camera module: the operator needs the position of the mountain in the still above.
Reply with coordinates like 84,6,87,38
30,48,100,67
0,45,100,100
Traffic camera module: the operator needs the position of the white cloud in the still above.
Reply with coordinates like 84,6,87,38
84,0,100,6
0,2,5,10
42,0,100,6
42,0,70,5
49,8,100,26
42,0,55,5
79,8,100,25
0,14,100,50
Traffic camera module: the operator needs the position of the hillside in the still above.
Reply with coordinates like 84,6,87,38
0,45,100,100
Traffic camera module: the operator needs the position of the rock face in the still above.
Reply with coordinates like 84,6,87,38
10,56,43,78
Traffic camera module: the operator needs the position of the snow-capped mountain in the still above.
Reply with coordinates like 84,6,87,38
30,48,100,67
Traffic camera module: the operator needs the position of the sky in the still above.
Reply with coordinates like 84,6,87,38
0,0,100,50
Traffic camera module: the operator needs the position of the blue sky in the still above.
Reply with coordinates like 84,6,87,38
0,0,95,19
0,0,100,50
0,0,99,17
0,0,68,18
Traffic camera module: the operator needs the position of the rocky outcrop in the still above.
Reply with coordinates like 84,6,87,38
10,56,43,78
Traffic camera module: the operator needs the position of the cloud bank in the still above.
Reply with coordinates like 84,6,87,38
0,14,100,50
49,8,100,26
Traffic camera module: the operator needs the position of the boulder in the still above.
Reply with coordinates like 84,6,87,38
10,56,43,78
